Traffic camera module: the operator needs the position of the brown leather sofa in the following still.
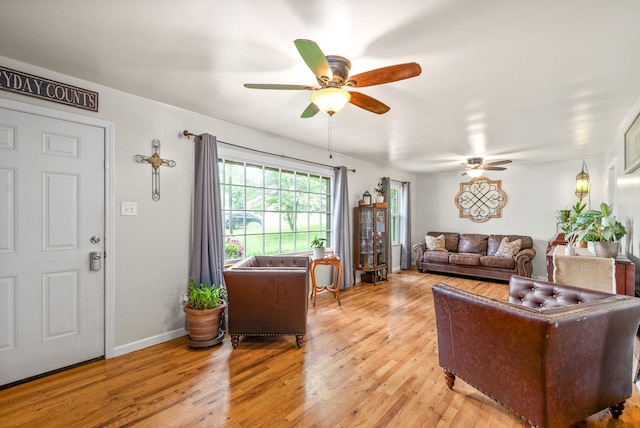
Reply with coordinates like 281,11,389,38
432,275,640,428
414,232,536,281
222,256,309,349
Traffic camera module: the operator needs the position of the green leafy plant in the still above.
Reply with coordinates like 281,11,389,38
310,235,326,248
566,202,627,243
559,201,588,235
186,279,227,310
557,209,571,223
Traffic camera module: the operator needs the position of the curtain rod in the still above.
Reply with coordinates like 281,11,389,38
182,130,355,172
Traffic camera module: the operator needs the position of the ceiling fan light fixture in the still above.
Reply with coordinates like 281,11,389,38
311,87,351,115
466,169,484,178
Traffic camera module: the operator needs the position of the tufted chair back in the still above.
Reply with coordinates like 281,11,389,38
432,276,640,428
508,275,611,309
223,256,310,349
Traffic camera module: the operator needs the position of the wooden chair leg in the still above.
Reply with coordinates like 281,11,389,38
231,334,240,349
610,401,625,419
444,370,456,389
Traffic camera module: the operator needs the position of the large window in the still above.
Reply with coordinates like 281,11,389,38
219,155,333,261
389,184,400,244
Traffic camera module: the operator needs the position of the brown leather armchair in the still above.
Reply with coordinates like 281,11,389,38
432,275,640,428
222,256,309,349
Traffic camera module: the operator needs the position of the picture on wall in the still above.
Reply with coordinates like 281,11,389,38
625,111,640,174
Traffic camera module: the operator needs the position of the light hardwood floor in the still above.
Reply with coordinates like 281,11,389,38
2,269,640,427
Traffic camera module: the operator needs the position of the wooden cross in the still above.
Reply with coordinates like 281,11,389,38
134,139,176,201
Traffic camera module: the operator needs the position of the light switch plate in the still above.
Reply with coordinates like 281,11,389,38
121,202,137,216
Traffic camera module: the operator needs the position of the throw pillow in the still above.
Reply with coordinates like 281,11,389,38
495,237,522,258
425,234,448,252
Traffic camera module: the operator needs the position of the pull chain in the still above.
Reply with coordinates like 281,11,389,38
327,114,333,159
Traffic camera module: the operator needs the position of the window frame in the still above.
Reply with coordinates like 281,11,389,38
389,182,402,244
218,147,335,261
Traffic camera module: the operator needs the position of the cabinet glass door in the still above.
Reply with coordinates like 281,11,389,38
359,209,373,267
376,209,386,265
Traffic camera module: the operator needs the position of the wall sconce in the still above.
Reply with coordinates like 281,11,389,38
311,87,351,115
575,160,590,201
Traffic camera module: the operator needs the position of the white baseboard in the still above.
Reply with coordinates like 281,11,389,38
111,328,187,358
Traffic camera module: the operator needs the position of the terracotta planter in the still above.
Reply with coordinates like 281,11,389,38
593,242,620,258
183,302,226,342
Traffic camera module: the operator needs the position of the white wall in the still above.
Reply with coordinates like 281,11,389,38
414,159,604,279
605,92,640,267
0,56,416,354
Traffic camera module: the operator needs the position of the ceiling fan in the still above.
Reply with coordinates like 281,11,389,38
244,39,422,117
461,157,512,176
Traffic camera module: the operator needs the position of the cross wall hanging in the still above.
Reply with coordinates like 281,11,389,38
134,139,176,201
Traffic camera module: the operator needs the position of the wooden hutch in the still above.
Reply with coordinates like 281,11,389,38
353,205,389,285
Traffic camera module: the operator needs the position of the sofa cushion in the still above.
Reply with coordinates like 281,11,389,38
425,234,448,252
427,232,460,252
495,237,522,258
424,251,450,263
458,234,488,255
488,234,533,254
448,253,481,266
480,255,516,270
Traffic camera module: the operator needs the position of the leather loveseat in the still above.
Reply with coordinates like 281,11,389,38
432,275,640,427
413,231,535,281
222,256,309,349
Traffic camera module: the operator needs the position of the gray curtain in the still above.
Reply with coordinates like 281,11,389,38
381,177,392,272
400,181,412,269
332,166,353,289
190,133,225,286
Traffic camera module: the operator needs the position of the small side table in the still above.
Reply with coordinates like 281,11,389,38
310,255,343,306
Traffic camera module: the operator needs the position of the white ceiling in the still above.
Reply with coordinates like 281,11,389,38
2,0,640,173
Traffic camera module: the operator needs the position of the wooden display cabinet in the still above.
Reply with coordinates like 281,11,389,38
353,206,388,285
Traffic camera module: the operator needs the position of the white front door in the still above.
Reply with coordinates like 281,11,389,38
0,106,105,386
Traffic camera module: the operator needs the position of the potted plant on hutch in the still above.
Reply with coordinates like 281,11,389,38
183,278,227,348
373,182,385,203
565,202,627,258
310,235,326,259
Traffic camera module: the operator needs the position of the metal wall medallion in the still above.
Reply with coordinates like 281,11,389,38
455,177,507,223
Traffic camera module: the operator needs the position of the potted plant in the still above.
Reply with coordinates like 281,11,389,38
559,201,587,247
183,278,227,347
310,234,326,259
566,202,627,258
557,209,571,223
373,182,385,203
225,236,244,260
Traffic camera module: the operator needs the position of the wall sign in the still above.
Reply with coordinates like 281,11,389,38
0,66,98,112
455,177,507,223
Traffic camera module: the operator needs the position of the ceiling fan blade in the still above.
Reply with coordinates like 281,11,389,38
244,83,316,90
301,103,320,118
294,39,332,82
349,91,390,114
481,166,508,171
484,159,512,167
348,63,422,87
